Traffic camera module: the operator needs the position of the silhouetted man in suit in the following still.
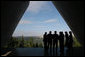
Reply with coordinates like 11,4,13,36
48,31,53,49
43,32,48,49
68,31,73,49
59,32,64,55
52,31,59,56
65,31,69,48
53,31,58,49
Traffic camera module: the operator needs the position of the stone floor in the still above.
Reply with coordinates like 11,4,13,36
1,47,84,56
14,48,67,56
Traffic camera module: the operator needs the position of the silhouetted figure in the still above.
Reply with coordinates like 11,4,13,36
65,31,69,48
43,32,49,56
48,31,53,49
43,32,48,49
53,31,58,53
68,31,73,49
59,32,64,55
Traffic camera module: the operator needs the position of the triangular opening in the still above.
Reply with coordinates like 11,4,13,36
13,1,71,37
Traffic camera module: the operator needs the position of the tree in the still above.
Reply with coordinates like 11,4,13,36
19,35,24,47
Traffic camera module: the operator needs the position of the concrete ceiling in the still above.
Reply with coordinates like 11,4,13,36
1,1,84,47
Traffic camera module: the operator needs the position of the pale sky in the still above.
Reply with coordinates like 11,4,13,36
12,1,71,37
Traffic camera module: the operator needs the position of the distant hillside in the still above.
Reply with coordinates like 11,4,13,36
13,36,43,44
13,36,42,39
12,36,81,47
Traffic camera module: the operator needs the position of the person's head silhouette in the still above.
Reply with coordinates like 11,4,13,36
54,31,57,34
59,32,61,35
45,32,47,35
59,31,64,35
49,31,52,34
65,31,68,34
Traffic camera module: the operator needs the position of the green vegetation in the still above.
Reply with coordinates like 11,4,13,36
3,35,81,48
3,36,43,48
73,36,82,47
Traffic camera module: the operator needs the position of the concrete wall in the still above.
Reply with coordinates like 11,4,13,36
1,1,29,47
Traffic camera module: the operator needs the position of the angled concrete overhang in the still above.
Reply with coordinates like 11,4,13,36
1,1,29,46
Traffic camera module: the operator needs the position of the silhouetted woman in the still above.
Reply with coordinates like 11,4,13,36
48,31,53,49
59,32,64,55
65,31,69,48
43,32,48,49
68,31,73,49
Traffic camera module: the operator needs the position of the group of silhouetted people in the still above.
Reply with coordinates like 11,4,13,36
43,31,73,56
